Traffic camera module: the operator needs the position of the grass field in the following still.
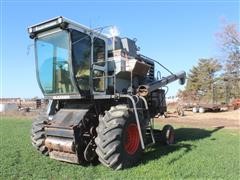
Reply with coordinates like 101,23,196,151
0,117,240,179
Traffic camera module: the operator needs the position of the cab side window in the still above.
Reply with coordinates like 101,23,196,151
71,30,91,93
93,37,106,92
93,37,105,66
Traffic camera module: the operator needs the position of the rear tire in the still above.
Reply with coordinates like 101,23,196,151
95,105,142,170
161,125,175,145
31,110,49,155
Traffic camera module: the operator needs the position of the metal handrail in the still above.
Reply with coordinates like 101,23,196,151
121,94,145,149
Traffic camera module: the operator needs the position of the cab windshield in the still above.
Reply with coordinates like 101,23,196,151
36,30,76,94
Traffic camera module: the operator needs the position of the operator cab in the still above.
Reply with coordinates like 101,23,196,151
28,17,108,99
28,17,155,100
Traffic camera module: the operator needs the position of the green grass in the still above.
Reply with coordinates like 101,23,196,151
0,117,240,179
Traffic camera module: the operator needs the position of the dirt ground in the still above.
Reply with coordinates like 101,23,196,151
0,110,38,119
1,108,239,130
156,109,240,130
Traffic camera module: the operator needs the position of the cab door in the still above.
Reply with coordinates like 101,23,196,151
92,37,107,94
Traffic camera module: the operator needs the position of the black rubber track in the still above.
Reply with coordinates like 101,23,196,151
95,105,143,170
31,110,49,155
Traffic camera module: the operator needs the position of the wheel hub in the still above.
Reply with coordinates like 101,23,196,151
124,123,140,155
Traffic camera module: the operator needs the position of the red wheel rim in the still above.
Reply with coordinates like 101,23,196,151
124,123,140,155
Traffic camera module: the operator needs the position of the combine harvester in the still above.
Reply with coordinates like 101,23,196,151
28,17,186,170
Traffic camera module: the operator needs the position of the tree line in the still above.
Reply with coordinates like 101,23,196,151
178,21,240,104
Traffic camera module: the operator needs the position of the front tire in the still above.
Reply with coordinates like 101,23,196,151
95,105,142,170
192,107,199,113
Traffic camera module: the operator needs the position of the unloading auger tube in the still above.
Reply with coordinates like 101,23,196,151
137,71,186,96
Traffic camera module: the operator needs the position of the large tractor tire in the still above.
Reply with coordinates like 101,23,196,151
95,105,142,170
31,110,49,155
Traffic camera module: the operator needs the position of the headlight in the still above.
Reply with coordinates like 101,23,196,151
57,17,63,23
28,27,33,33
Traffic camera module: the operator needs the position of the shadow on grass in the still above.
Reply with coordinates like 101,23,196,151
64,126,224,169
141,126,224,166
175,126,224,142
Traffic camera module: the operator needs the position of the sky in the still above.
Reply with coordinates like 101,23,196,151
0,0,239,98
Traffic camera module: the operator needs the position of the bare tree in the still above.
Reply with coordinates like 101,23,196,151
216,22,240,100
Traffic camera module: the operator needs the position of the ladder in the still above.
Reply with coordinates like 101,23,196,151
138,96,156,148
122,92,156,150
134,96,156,147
